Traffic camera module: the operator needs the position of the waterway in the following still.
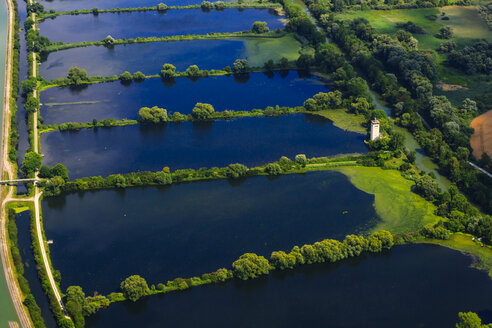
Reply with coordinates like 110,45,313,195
0,0,22,324
40,0,245,11
40,71,328,124
39,8,285,43
41,114,367,179
86,244,492,327
43,170,378,294
15,211,58,328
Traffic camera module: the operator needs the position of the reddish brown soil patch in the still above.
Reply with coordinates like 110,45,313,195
470,110,492,160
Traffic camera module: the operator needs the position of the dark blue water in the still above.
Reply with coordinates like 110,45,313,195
43,171,378,294
15,211,57,328
40,114,367,179
40,0,238,11
40,39,249,80
40,72,329,125
39,9,285,43
85,244,492,328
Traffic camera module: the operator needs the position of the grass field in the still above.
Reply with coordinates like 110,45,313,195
336,6,492,51
419,232,492,278
313,108,367,134
244,34,302,67
335,166,441,234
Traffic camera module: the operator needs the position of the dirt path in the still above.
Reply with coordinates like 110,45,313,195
470,109,492,160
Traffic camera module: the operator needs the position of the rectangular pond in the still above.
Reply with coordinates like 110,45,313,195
43,170,378,294
40,0,243,11
40,39,249,80
39,9,285,43
85,244,492,328
40,71,327,125
40,114,368,179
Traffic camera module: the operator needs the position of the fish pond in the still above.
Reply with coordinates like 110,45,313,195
40,39,249,80
40,36,301,80
40,71,328,125
39,9,285,43
40,0,248,11
40,114,367,179
85,244,492,328
43,170,378,294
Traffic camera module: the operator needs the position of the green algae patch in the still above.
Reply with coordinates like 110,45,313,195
335,166,440,234
313,109,367,134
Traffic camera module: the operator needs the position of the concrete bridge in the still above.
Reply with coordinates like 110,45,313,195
0,178,39,185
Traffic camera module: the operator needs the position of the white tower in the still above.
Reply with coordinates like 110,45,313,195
370,119,380,141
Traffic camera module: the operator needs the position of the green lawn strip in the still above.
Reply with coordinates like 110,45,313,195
244,34,303,66
335,166,441,234
417,232,492,278
312,108,367,134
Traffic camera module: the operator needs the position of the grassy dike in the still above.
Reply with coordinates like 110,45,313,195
313,108,367,134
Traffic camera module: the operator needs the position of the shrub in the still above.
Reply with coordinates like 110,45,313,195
137,106,168,124
226,163,248,179
192,103,215,120
160,63,176,79
119,71,133,82
232,253,270,280
133,71,146,81
251,21,269,33
201,1,214,10
157,3,168,11
120,275,150,302
233,59,250,73
265,163,282,175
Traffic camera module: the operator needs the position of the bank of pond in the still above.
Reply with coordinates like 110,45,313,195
40,71,326,125
39,8,285,43
81,244,491,327
40,114,367,178
39,0,245,12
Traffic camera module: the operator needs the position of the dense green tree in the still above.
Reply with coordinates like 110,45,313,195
157,3,168,11
133,71,146,81
214,1,225,10
270,251,296,270
67,67,89,85
226,163,248,179
233,59,250,73
138,106,168,124
119,71,133,82
51,163,69,181
185,65,200,77
21,77,37,94
192,103,215,120
24,95,39,114
160,63,176,79
232,253,270,280
295,154,307,167
438,26,453,39
21,152,42,176
265,163,282,175
456,312,489,328
120,275,150,302
414,175,441,201
103,35,115,46
251,21,269,34
201,1,214,10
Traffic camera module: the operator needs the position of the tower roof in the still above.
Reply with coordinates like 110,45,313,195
371,119,380,124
